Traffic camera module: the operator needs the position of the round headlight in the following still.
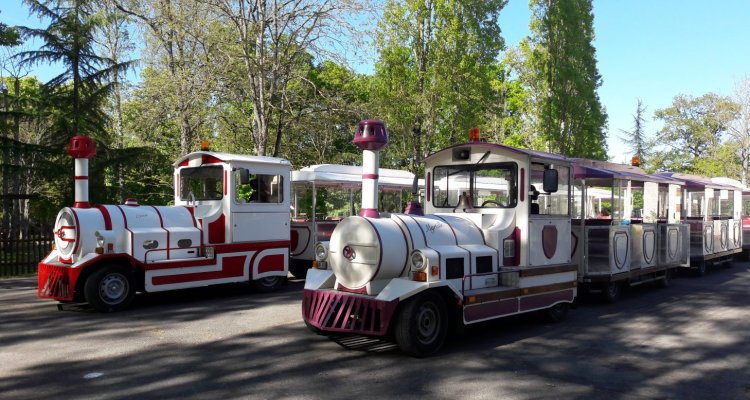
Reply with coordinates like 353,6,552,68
411,251,426,271
314,242,328,261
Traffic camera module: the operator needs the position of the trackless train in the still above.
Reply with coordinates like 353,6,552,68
302,120,743,356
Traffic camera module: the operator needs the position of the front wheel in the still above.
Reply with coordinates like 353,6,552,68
84,265,136,312
394,291,448,357
251,275,284,292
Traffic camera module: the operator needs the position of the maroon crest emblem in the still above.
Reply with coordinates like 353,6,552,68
542,225,558,259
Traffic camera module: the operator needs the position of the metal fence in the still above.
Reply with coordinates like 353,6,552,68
0,233,53,277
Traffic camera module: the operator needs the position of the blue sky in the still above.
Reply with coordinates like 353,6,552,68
3,0,750,162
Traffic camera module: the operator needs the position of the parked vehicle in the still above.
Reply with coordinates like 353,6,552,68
289,164,417,279
38,137,291,312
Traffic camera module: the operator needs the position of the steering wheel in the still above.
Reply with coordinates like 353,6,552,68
481,200,502,207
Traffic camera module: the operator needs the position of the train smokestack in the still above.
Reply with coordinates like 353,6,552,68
353,120,389,218
67,136,96,208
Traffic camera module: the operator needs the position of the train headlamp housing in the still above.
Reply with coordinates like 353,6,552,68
410,251,427,271
314,242,329,262
95,231,105,248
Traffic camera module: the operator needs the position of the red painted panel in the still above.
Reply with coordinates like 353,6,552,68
290,229,299,250
208,213,226,244
542,225,558,259
258,253,285,274
464,298,519,322
151,255,246,285
519,289,574,311
201,154,223,164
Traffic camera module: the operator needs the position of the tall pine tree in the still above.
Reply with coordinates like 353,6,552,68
527,0,607,159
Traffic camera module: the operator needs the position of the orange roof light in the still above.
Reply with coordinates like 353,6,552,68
469,127,481,142
201,140,210,151
631,155,641,167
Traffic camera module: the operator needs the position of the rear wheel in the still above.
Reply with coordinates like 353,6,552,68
252,276,284,292
655,269,672,288
545,302,570,322
394,291,448,357
694,261,707,277
603,282,621,303
84,265,135,312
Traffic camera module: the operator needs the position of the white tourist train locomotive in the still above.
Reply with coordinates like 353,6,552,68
303,121,578,356
38,136,292,312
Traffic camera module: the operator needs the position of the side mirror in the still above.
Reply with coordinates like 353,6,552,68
238,168,250,185
543,169,558,193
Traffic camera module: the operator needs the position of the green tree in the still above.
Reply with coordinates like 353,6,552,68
527,0,607,158
0,12,21,47
620,98,647,163
373,0,506,174
18,0,132,143
649,93,739,175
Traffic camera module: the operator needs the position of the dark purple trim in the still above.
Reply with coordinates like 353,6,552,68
464,298,518,322
362,173,379,179
519,289,574,311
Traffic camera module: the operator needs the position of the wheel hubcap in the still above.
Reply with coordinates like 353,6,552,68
100,273,129,305
416,302,440,344
259,277,280,288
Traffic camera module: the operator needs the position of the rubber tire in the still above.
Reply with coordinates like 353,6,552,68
694,261,707,277
603,282,621,303
545,302,570,323
251,276,284,292
394,291,448,357
655,269,672,288
84,265,136,313
288,261,310,279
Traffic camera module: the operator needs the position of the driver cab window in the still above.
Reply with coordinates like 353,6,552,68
180,166,223,201
432,163,517,208
235,170,284,204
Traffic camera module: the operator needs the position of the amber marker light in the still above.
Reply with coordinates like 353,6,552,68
414,271,427,282
201,139,210,151
468,127,480,142
631,155,641,167
312,260,319,269
431,265,439,276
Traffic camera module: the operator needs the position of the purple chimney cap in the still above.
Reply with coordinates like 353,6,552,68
353,119,389,151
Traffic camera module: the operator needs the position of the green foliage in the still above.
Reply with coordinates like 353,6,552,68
0,11,21,46
620,99,647,162
527,0,608,159
373,0,507,174
648,93,740,175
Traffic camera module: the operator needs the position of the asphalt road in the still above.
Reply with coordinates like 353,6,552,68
1,264,749,400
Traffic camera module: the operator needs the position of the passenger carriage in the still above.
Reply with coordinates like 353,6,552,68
289,164,417,278
658,173,742,274
570,159,689,302
303,122,578,356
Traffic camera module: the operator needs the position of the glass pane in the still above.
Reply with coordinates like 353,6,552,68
180,166,223,201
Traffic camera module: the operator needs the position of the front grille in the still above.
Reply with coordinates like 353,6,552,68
38,264,72,300
302,289,398,336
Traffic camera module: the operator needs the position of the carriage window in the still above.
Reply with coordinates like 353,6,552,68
180,166,223,201
529,164,569,216
432,163,517,208
235,172,284,204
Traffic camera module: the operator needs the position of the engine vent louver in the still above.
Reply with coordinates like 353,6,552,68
446,257,465,279
38,264,71,300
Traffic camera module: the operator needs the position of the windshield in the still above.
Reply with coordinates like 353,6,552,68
432,163,517,208
180,166,223,201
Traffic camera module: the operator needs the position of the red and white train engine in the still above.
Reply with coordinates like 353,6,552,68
38,136,291,311
303,122,577,356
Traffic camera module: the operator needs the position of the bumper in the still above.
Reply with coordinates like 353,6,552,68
302,289,399,336
38,262,81,301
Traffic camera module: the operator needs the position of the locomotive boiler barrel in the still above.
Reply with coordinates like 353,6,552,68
328,216,408,289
